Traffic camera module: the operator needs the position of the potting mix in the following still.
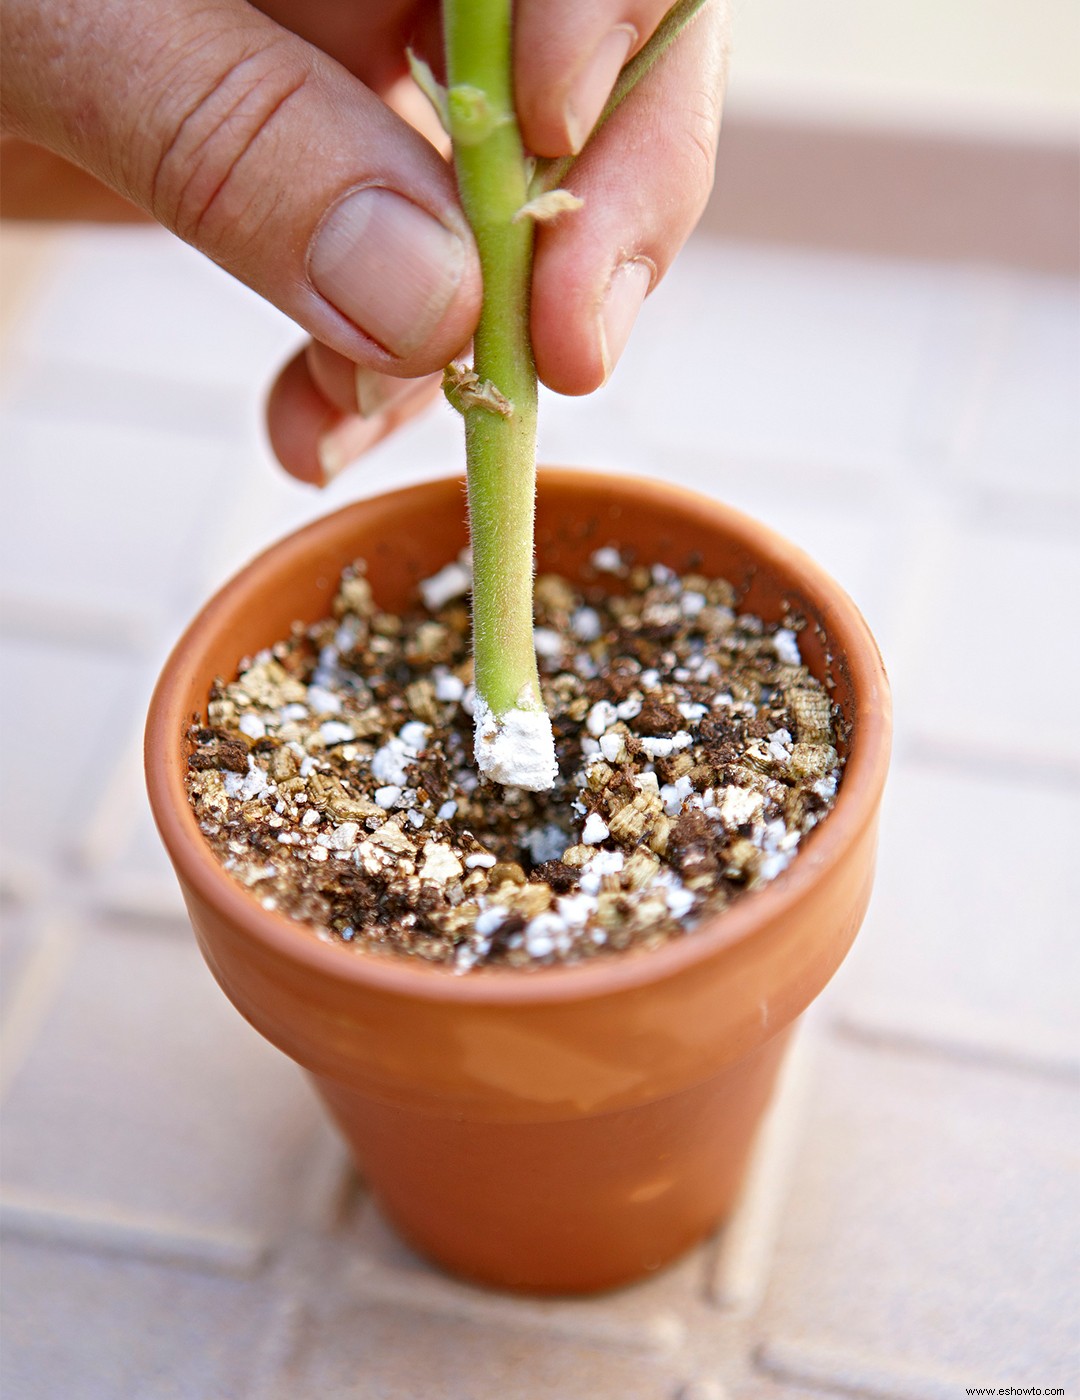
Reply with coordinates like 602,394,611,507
186,549,842,970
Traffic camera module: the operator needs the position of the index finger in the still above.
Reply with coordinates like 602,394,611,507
513,0,679,157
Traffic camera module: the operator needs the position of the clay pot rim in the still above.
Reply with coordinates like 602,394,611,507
146,467,891,1007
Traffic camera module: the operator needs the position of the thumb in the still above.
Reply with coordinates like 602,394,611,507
1,0,481,376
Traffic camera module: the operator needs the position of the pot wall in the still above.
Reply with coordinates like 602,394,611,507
147,470,891,1291
312,1027,795,1293
179,806,879,1123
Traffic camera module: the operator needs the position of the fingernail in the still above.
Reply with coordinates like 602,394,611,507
309,188,466,358
598,259,653,381
317,414,381,484
354,367,417,419
565,24,637,153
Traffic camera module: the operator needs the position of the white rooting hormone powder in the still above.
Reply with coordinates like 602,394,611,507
473,696,559,791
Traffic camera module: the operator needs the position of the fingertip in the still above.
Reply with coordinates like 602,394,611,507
316,414,384,484
530,1,727,396
268,344,446,485
514,7,641,159
563,23,637,156
533,240,654,397
268,348,383,485
597,258,653,382
306,339,438,421
267,349,336,485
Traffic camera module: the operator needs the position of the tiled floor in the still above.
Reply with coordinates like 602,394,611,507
1,223,1078,1399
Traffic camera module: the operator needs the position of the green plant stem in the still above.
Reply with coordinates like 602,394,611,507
442,0,712,772
444,0,541,721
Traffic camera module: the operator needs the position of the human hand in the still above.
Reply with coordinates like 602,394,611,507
2,0,729,482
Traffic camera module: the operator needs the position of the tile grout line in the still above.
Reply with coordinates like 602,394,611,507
756,1335,980,1400
0,917,79,1100
833,1010,1080,1086
77,728,148,876
342,1242,689,1357
937,279,1019,477
0,1190,267,1276
873,495,950,710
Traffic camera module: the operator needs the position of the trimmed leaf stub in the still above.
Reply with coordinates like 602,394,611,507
513,189,584,224
443,362,514,418
473,696,558,791
406,49,449,131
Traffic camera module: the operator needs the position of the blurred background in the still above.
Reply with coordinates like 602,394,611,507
2,2,1078,1396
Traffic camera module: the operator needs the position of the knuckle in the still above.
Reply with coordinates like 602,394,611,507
149,39,310,247
685,121,718,210
670,90,722,223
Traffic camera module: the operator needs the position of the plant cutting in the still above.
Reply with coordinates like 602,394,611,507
145,2,892,1292
430,0,709,790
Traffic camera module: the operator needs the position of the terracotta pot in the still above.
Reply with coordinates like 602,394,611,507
145,470,891,1294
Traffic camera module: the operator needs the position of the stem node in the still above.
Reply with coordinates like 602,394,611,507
443,362,514,419
447,85,505,145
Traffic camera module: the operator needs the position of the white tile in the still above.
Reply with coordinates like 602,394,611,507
0,1238,273,1400
913,271,1080,502
620,241,947,479
0,415,249,643
757,1039,1080,1382
830,760,1080,1071
0,638,145,862
266,1289,685,1400
970,275,1079,496
340,1193,707,1354
734,1378,848,1400
538,377,664,478
2,354,250,443
15,226,300,388
735,1381,839,1400
895,515,1080,767
0,923,325,1270
77,736,187,921
0,906,38,1016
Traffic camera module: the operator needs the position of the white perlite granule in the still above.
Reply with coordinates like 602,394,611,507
590,546,624,573
773,628,802,666
419,559,471,611
473,696,559,791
